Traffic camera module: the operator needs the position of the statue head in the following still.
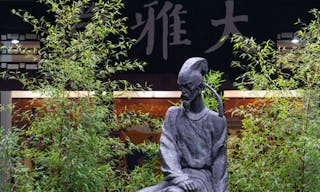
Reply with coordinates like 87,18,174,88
177,57,208,110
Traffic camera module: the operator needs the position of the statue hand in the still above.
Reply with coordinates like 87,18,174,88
178,179,199,192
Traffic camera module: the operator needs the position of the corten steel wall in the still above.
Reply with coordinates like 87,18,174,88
114,91,246,137
12,98,43,129
114,96,180,144
114,98,180,118
11,98,244,144
5,90,292,143
9,91,252,138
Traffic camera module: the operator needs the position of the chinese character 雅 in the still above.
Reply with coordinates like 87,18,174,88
131,1,191,60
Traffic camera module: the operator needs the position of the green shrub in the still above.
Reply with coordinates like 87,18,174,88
0,0,162,191
229,9,320,192
203,70,225,112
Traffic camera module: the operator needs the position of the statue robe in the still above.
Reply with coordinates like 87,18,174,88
139,106,228,192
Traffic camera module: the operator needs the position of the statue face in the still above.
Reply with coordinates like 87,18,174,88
178,81,202,111
178,81,194,101
177,72,202,101
177,73,202,111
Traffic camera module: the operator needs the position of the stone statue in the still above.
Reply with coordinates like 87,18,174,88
138,57,228,192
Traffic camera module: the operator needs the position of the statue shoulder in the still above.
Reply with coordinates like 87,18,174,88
207,109,227,129
208,109,225,119
164,106,183,121
166,106,183,115
207,109,219,117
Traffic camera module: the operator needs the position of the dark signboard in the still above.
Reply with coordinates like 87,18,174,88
0,0,319,90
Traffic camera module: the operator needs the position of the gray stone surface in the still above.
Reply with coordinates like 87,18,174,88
139,57,228,192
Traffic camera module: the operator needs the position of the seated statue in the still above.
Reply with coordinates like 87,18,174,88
138,57,228,192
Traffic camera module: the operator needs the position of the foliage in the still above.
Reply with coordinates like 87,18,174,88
116,141,162,191
0,0,162,191
115,111,162,132
229,8,320,192
203,70,225,111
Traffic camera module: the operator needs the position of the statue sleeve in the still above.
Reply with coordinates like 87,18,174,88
160,107,189,185
212,116,228,192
